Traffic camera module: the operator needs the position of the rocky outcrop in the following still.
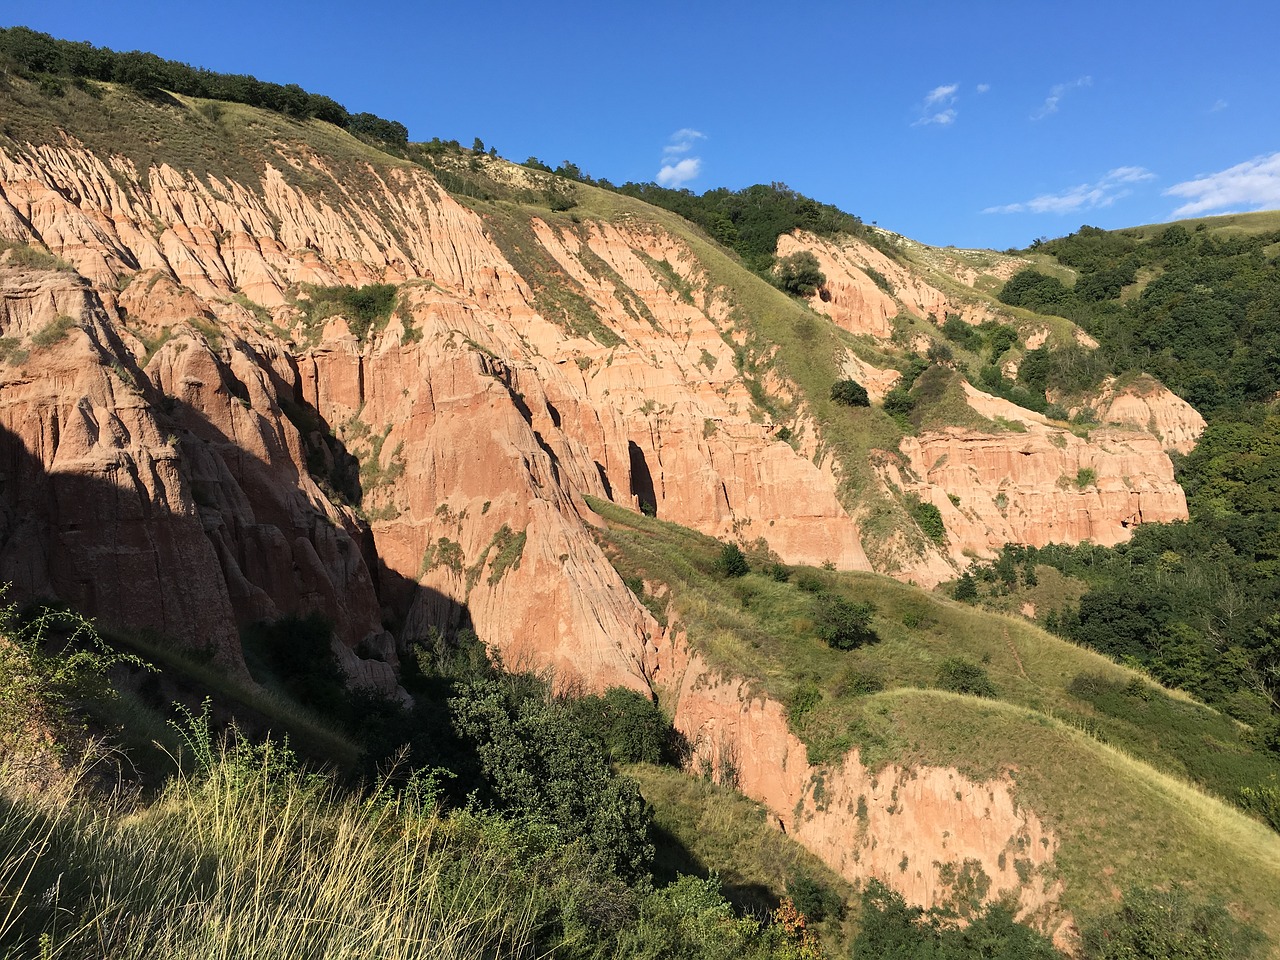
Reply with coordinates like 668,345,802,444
777,231,1004,336
1082,375,1206,454
0,129,1193,687
0,139,881,688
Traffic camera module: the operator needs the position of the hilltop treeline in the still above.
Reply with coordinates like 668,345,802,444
0,26,408,144
1001,224,1280,418
521,153,887,278
613,181,872,274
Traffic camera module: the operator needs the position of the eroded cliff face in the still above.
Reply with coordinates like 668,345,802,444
0,138,881,689
1082,375,1206,455
655,629,1066,933
887,384,1189,561
777,231,1010,336
0,132,1196,680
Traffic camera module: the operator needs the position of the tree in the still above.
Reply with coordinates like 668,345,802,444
814,594,877,650
953,572,978,602
774,251,826,296
830,379,870,407
471,137,485,154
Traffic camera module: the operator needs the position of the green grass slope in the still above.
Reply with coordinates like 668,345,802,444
586,496,1280,946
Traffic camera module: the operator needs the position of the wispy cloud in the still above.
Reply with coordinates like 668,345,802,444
984,166,1156,215
913,83,959,126
656,129,705,188
1032,76,1092,120
976,83,990,94
1211,98,1229,112
1164,152,1280,217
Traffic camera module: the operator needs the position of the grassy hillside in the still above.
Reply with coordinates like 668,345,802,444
586,495,1280,948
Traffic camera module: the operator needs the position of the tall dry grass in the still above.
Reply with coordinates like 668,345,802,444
0,730,542,960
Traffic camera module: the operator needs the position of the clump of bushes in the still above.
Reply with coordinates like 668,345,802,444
774,250,826,296
1078,884,1262,960
566,686,680,766
298,283,399,340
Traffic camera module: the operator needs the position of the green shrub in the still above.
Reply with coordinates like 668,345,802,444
814,594,877,650
834,667,884,697
1075,467,1097,489
566,686,674,765
450,677,655,880
852,880,1058,959
882,386,915,417
713,543,750,578
953,572,978,602
1,241,73,272
762,561,791,583
785,871,845,922
774,251,826,296
794,570,828,593
908,496,946,544
830,379,869,407
30,314,77,348
298,283,398,340
936,657,996,698
0,599,145,754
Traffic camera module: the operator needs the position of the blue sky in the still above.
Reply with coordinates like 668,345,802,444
5,0,1279,250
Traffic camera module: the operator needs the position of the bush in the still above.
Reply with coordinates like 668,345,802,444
785,871,844,922
908,496,945,544
882,386,915,417
794,570,828,593
713,543,749,578
30,314,77,348
814,594,877,650
852,880,1058,959
566,686,674,765
830,379,869,407
762,561,791,583
774,251,826,296
953,572,978,602
451,677,655,880
936,657,996,698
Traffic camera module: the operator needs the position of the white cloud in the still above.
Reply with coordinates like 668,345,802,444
914,83,959,126
976,83,990,94
657,157,702,188
663,128,705,159
984,166,1156,215
1164,152,1280,217
655,130,706,187
1211,98,1228,112
1032,76,1092,120
924,84,958,107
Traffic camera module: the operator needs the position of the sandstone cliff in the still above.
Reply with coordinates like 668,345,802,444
0,126,1194,681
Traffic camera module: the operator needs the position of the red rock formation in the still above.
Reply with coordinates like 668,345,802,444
0,135,1191,686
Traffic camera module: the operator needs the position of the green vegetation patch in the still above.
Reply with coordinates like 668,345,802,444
29,313,77,348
